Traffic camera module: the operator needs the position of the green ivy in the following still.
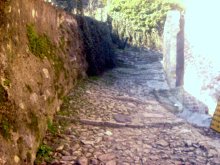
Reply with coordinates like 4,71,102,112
47,119,58,135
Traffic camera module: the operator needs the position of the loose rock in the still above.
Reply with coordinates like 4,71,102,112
98,153,116,162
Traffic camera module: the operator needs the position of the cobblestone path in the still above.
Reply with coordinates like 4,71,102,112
42,49,220,165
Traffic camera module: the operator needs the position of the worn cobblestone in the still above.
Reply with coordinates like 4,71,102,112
42,49,220,165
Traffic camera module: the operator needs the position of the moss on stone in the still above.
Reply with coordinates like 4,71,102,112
0,117,11,140
53,56,65,80
26,24,56,59
47,119,57,135
27,112,40,140
26,24,66,80
28,112,38,130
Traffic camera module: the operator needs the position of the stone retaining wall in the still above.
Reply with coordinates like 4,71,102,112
0,0,114,164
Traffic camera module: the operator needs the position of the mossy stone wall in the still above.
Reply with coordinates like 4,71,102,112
0,0,87,164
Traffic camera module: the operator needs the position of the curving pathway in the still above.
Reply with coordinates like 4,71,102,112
41,49,220,165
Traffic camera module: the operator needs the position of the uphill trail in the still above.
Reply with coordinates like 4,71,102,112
41,49,220,165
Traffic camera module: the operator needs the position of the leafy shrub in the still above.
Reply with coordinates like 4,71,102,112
109,0,184,49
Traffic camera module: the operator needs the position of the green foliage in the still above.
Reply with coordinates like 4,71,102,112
109,0,184,49
35,144,53,165
26,24,65,80
0,117,11,139
102,0,107,5
62,95,70,104
26,24,56,59
47,119,57,135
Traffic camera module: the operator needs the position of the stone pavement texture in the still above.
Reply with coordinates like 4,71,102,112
41,49,220,165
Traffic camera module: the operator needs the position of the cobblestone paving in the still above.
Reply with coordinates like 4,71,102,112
42,49,220,165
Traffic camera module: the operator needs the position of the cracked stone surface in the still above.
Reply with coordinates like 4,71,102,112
42,49,220,165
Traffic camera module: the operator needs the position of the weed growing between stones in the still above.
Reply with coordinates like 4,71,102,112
0,117,11,139
34,144,53,165
58,95,79,120
47,119,58,135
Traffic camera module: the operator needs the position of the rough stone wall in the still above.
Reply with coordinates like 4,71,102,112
0,0,114,163
0,0,87,163
76,16,115,75
46,0,115,75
